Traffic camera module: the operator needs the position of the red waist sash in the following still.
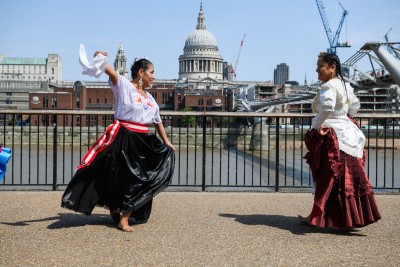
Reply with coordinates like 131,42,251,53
76,120,150,170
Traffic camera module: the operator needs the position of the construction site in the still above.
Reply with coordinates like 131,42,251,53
236,0,400,124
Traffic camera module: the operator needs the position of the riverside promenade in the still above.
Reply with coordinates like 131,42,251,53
0,191,399,266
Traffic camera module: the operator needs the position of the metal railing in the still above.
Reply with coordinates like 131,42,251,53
0,110,399,192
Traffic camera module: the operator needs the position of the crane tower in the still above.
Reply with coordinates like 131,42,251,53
232,33,246,80
316,0,350,54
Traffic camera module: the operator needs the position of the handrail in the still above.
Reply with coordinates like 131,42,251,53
2,109,400,119
1,111,399,192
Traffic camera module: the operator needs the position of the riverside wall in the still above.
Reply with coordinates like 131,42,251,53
2,126,400,150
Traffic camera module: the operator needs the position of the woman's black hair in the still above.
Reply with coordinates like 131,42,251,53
318,52,344,78
319,52,348,98
130,58,153,80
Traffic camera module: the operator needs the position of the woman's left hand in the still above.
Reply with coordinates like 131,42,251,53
166,142,176,151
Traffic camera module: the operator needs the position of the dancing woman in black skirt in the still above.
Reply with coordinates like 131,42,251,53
62,49,175,232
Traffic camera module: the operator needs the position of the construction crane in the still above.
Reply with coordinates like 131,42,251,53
316,0,350,54
384,27,397,58
384,16,400,60
231,33,246,80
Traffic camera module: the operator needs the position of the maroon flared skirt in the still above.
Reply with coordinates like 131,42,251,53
304,128,381,228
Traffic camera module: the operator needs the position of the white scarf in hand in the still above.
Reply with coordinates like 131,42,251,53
79,44,107,78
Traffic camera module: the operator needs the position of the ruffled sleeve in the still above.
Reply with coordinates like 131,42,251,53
108,74,132,99
149,95,162,124
312,83,336,129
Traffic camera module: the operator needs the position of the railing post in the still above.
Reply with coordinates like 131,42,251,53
202,114,207,191
52,114,58,190
275,118,280,192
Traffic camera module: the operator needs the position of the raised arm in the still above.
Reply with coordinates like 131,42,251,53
94,51,118,85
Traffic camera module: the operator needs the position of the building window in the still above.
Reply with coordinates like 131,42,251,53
43,96,48,108
206,99,212,105
198,99,203,105
6,92,12,96
51,96,57,108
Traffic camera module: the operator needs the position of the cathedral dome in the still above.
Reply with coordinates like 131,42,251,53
185,29,217,48
178,3,224,81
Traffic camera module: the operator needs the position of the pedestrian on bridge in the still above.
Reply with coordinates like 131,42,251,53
61,45,175,232
299,52,381,229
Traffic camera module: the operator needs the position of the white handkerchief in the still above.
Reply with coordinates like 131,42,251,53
79,44,107,78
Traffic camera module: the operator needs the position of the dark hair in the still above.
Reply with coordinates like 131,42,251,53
318,52,348,98
130,58,153,80
318,52,344,79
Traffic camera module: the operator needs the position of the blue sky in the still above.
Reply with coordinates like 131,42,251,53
1,0,399,84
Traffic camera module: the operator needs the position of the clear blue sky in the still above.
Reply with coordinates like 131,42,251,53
2,0,399,84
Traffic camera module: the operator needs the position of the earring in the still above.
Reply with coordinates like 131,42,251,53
138,78,143,90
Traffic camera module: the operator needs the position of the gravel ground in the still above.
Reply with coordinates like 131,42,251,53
0,191,399,267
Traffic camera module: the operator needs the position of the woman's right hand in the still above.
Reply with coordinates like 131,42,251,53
317,126,329,135
94,51,108,58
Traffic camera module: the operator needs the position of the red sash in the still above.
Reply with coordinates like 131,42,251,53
76,120,149,170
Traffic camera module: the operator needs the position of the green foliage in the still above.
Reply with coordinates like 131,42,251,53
180,107,196,127
215,116,231,127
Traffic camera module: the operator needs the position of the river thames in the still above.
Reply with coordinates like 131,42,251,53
2,145,399,191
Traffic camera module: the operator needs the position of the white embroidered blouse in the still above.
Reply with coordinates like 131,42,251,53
311,79,365,158
108,74,162,125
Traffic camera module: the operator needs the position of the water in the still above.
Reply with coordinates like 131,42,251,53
1,145,399,190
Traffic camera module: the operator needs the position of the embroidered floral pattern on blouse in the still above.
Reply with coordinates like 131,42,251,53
131,88,155,110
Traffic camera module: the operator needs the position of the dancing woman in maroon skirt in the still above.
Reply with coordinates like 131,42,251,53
62,46,175,232
299,52,381,229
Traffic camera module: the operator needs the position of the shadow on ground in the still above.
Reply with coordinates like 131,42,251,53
219,213,366,236
0,213,119,229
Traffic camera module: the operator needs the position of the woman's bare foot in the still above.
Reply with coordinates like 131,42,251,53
118,212,134,232
118,222,134,232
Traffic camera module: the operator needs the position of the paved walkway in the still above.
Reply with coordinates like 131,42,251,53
0,191,399,266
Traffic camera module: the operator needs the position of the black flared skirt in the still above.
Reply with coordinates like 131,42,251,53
61,126,175,220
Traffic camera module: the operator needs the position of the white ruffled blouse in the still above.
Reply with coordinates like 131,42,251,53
109,75,162,125
311,79,365,158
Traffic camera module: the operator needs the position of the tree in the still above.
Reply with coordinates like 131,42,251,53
180,107,196,127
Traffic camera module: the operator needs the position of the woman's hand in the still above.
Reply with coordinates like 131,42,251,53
166,142,176,151
317,126,329,135
94,51,108,57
